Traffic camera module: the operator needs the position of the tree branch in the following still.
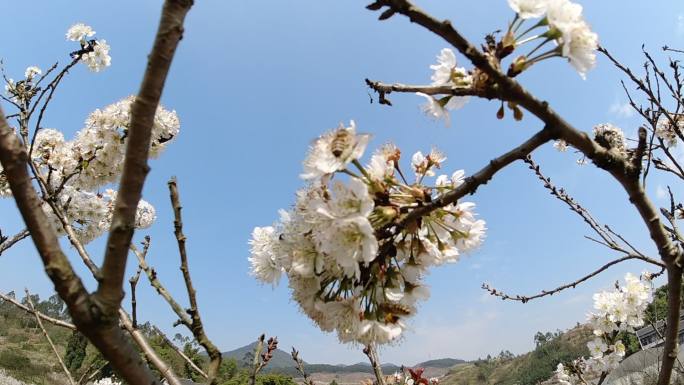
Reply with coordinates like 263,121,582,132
168,177,223,383
364,78,496,105
366,4,681,383
25,289,76,385
392,126,552,232
363,344,386,385
96,0,194,316
118,309,183,385
291,348,315,385
482,254,664,303
153,325,209,380
0,291,76,330
0,228,29,256
129,237,149,329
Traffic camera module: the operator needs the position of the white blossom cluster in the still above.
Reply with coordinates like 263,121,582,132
592,123,626,153
249,121,486,345
416,48,473,126
66,23,111,72
553,123,627,166
92,378,122,385
4,65,43,105
507,0,599,78
0,95,179,243
656,114,683,148
550,273,652,385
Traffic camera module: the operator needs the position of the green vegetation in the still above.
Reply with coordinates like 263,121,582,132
0,292,299,385
0,292,72,385
441,325,593,385
2,281,679,385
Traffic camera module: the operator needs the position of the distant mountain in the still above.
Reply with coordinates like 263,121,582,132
220,342,463,376
221,341,300,369
415,358,465,368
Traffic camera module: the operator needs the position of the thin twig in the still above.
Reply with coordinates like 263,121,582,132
0,291,75,330
129,237,150,329
153,325,209,380
168,177,223,382
363,344,386,385
291,348,315,385
0,228,29,256
482,254,664,303
25,288,76,385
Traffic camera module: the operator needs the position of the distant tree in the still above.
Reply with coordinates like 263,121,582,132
64,330,88,373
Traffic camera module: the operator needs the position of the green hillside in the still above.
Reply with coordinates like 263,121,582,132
441,325,592,385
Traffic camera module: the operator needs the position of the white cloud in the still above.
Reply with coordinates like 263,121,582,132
609,100,634,119
656,185,668,200
469,262,483,270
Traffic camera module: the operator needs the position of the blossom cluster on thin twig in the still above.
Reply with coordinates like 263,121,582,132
414,0,598,126
249,121,486,345
0,24,180,244
552,273,652,385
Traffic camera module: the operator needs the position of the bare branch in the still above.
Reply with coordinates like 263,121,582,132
168,177,223,382
663,46,684,54
363,344,386,385
364,78,496,105
130,244,192,327
129,237,149,329
96,0,194,316
291,348,315,385
0,291,75,330
249,335,278,385
119,310,183,385
524,156,620,250
25,289,76,385
153,325,209,380
0,228,29,256
482,254,664,303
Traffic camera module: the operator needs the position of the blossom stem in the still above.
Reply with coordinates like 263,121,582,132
341,169,362,179
526,49,560,64
515,34,544,47
352,159,371,181
509,15,521,33
525,37,553,58
395,164,409,185
515,20,545,40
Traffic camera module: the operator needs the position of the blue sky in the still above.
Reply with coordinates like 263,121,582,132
1,0,684,366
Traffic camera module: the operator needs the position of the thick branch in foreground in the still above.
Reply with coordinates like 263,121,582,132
661,266,683,384
482,254,664,303
96,0,194,315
